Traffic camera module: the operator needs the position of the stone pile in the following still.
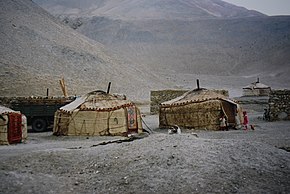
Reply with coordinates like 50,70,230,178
269,90,290,121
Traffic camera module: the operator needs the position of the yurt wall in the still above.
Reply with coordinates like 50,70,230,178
54,106,143,136
160,100,222,130
64,109,127,136
0,115,9,145
53,111,70,136
259,88,271,96
243,89,258,96
243,88,271,96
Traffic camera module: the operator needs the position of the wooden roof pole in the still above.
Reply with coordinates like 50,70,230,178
59,77,68,97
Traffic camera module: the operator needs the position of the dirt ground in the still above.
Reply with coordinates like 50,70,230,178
0,106,290,194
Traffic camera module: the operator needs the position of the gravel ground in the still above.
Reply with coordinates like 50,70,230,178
0,111,290,194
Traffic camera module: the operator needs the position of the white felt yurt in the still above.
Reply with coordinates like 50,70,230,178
243,78,271,96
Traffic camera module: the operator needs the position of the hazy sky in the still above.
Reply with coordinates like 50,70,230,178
223,0,290,16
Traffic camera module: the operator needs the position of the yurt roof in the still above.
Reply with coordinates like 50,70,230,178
0,105,17,114
160,88,237,107
243,81,271,89
59,90,134,113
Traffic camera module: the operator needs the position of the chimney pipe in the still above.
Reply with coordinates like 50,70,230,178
197,79,200,90
107,82,111,94
46,88,49,97
257,77,260,83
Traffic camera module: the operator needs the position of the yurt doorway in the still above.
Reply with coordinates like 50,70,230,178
126,105,138,134
8,113,22,144
221,101,236,126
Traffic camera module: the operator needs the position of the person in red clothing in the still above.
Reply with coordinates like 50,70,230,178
243,111,249,130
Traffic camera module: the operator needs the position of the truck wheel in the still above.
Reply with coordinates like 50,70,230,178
32,118,47,132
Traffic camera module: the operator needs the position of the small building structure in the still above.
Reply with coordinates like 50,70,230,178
0,105,27,145
159,88,243,130
243,78,271,96
53,90,143,136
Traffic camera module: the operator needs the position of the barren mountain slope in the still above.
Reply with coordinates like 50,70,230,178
0,0,170,100
33,0,290,90
33,0,264,20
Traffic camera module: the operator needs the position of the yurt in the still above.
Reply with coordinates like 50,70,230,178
53,90,143,136
243,78,271,96
159,88,243,130
0,105,27,145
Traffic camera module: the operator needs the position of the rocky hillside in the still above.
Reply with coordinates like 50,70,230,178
0,0,170,100
33,0,290,91
33,0,264,20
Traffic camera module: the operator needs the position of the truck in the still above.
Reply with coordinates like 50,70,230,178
9,96,75,132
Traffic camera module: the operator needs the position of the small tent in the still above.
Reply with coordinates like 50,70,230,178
243,79,271,96
159,89,243,130
0,105,27,145
53,90,143,136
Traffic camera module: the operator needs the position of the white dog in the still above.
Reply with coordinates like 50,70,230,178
168,125,181,134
